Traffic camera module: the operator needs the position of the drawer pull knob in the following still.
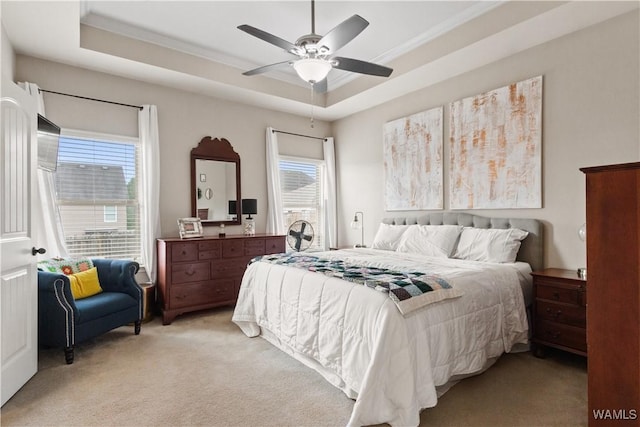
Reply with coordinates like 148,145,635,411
185,270,195,276
545,307,562,317
546,307,563,317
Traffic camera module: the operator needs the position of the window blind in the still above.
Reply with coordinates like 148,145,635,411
279,158,324,251
55,134,141,262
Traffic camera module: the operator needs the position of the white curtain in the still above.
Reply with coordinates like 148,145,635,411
19,82,68,259
139,105,161,283
265,127,285,235
323,137,337,250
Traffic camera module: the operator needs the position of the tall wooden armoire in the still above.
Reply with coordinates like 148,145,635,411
581,162,640,426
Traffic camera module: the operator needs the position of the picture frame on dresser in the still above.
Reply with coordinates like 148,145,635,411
177,217,204,239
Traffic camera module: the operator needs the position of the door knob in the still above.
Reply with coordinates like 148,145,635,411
32,247,46,256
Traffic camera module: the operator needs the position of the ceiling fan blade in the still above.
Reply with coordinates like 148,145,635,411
243,61,291,76
317,15,369,53
333,57,393,77
238,24,299,54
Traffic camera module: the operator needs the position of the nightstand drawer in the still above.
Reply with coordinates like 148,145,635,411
536,319,586,352
536,284,580,305
536,300,586,327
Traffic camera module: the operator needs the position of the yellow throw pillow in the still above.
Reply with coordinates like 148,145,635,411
68,267,103,300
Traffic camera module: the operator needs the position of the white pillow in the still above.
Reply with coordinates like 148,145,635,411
371,223,410,251
453,227,529,263
395,224,463,258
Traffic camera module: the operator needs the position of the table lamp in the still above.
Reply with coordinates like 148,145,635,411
242,198,257,236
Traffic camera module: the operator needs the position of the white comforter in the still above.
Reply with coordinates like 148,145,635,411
232,248,529,426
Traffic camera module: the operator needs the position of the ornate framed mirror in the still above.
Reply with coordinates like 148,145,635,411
191,137,241,226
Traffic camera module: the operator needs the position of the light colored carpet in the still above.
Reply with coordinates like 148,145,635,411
1,307,586,427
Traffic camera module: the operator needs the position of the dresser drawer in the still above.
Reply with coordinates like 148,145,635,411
171,243,198,262
222,240,244,258
537,284,580,305
198,241,221,260
171,261,209,284
536,300,586,327
211,259,247,277
244,238,266,256
170,280,235,308
535,319,586,352
265,237,286,254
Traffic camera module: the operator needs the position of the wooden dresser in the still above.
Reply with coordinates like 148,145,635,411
531,268,586,357
581,163,640,426
156,234,285,325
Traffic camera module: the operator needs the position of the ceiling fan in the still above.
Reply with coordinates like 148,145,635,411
238,0,393,89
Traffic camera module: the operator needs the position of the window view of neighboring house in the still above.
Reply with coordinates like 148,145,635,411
55,133,141,262
279,158,325,251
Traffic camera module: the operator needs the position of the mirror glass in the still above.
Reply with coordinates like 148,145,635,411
191,137,241,226
195,160,237,222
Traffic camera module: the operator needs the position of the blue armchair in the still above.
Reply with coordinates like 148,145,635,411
38,259,143,364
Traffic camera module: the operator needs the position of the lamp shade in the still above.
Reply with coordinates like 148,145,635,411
350,217,362,229
241,198,257,218
293,58,332,83
228,200,237,215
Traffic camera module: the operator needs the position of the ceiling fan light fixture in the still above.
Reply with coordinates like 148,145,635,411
293,58,332,83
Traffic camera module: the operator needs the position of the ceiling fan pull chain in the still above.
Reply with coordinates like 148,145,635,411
310,83,315,128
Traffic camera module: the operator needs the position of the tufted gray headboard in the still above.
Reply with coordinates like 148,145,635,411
382,212,543,272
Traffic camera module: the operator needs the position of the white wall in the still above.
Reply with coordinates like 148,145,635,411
14,57,331,238
1,22,15,81
333,11,640,270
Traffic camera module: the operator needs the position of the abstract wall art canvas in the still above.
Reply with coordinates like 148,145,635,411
449,76,542,209
383,107,443,210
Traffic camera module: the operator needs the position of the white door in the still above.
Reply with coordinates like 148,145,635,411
0,78,38,406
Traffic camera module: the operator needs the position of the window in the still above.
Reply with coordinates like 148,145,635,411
279,157,325,251
103,206,117,223
55,130,141,262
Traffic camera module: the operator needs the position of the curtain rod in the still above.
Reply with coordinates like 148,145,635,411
38,88,143,111
272,129,325,141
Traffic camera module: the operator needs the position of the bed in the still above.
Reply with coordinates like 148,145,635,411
232,212,543,426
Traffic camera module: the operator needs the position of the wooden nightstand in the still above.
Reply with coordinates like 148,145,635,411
531,268,587,358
